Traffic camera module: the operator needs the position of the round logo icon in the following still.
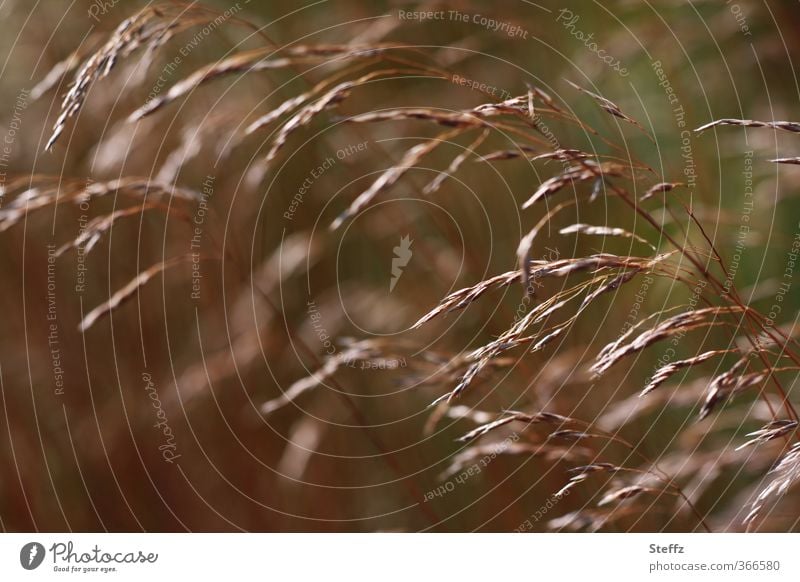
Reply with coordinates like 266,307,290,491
19,542,45,570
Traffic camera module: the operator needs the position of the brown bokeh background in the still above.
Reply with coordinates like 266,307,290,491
1,0,799,532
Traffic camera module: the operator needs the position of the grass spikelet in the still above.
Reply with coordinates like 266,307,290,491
346,108,485,128
699,356,767,420
423,129,489,194
415,253,669,329
565,79,648,134
695,118,800,134
516,200,575,293
260,339,402,415
736,420,798,451
556,463,625,496
45,3,237,150
456,413,532,443
0,177,197,231
474,145,537,162
521,161,627,209
79,255,191,332
598,485,659,506
641,349,732,397
129,45,390,121
745,442,800,528
640,181,682,201
331,127,466,230
31,32,103,100
531,148,590,162
558,223,655,249
262,69,421,174
55,204,158,257
767,157,800,165
578,269,641,309
592,306,745,377
548,430,602,441
456,411,569,443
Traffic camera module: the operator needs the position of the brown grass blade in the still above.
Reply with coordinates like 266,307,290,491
475,145,537,162
130,45,389,121
767,157,800,165
592,306,744,377
556,463,625,496
549,430,603,441
31,32,103,100
46,4,234,150
598,485,661,506
640,349,732,397
559,223,655,249
261,339,402,415
531,149,590,162
423,129,489,194
415,253,666,329
640,181,682,202
441,442,558,480
695,118,800,134
565,79,648,134
736,420,798,451
0,177,198,231
700,364,768,420
522,161,627,209
578,269,641,310
457,411,569,443
79,255,191,332
245,93,312,135
347,108,485,128
260,69,423,176
516,200,575,293
55,203,158,257
331,127,465,230
744,442,800,528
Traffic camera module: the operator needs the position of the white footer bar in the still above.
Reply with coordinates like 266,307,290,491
1,533,797,581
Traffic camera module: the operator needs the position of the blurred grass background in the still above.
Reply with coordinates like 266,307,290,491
0,0,798,531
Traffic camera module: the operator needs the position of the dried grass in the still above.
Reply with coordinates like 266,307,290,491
10,2,800,533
